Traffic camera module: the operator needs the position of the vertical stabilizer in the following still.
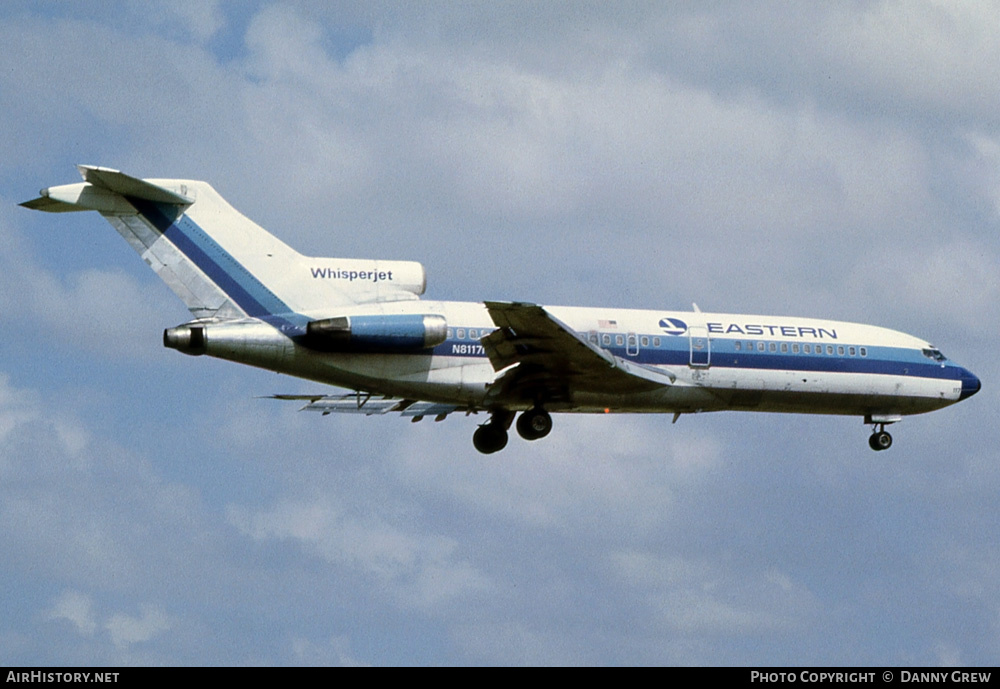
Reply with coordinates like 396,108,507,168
22,166,428,323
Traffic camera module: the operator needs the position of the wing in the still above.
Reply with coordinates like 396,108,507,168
481,301,675,405
267,393,463,422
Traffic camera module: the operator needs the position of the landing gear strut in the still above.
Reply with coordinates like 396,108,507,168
868,425,893,451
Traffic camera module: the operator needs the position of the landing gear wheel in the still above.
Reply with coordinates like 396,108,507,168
516,407,552,441
473,424,509,454
868,430,893,451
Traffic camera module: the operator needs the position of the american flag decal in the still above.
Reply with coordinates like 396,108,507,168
598,319,618,329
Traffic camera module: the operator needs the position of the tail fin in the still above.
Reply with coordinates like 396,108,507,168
22,166,427,321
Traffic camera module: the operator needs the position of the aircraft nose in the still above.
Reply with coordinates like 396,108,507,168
959,368,981,401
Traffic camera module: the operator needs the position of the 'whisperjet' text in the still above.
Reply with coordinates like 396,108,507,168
708,322,838,339
311,268,394,283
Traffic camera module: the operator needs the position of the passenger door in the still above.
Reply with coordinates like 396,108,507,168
689,325,711,367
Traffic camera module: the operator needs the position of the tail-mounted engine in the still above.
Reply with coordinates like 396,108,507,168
163,324,206,355
163,313,448,360
304,314,447,352
163,320,292,361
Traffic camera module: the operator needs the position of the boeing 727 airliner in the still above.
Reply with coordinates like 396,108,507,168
22,166,980,453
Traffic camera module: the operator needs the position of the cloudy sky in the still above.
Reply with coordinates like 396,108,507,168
1,1,997,666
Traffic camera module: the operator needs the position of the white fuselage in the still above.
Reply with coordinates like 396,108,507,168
197,299,975,420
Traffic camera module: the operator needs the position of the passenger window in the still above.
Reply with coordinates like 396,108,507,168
804,344,811,354
826,345,834,355
469,329,477,339
792,344,800,354
838,346,845,355
735,341,742,351
457,328,465,339
849,346,856,356
615,335,624,346
780,343,788,353
757,342,765,352
447,328,454,339
602,334,611,346
589,333,598,344
769,342,777,352
860,347,867,357
641,336,649,347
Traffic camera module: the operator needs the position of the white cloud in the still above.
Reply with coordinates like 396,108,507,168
151,0,224,45
0,374,39,445
824,0,1000,121
609,550,815,636
643,2,1000,127
0,207,183,362
47,591,98,637
847,238,1000,333
45,591,172,653
228,495,490,610
963,131,1000,218
291,635,370,667
106,605,172,650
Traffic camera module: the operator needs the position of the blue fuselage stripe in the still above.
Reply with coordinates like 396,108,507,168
433,334,969,383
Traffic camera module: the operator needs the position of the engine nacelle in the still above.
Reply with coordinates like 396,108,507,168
305,314,447,351
164,320,292,362
164,323,206,355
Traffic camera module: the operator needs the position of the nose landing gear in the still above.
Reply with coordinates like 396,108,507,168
868,424,893,451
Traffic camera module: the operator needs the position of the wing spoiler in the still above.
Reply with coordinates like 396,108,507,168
483,301,676,395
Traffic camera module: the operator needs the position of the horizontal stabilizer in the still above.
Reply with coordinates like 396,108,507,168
20,182,140,214
20,166,192,215
76,165,193,205
19,194,88,213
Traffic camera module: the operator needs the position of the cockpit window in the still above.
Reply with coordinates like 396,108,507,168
922,348,947,362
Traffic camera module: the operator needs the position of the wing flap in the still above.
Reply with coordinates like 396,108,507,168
268,393,461,420
483,301,616,372
482,301,675,403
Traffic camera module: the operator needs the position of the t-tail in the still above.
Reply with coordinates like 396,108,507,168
21,165,428,323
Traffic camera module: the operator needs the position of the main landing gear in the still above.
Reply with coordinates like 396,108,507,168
473,422,508,454
516,407,553,441
868,424,893,451
473,407,552,454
